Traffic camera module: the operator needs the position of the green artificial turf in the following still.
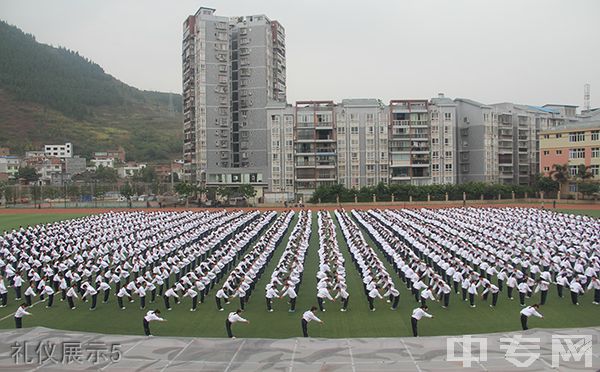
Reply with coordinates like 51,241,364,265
556,208,600,218
0,214,90,233
0,210,597,338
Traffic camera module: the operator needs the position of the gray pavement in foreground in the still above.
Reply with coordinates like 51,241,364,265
0,327,597,371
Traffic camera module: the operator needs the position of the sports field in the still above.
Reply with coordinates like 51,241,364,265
0,208,598,339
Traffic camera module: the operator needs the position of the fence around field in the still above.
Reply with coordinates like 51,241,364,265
1,183,598,210
0,183,176,209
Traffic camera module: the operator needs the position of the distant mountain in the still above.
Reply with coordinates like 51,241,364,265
0,20,182,162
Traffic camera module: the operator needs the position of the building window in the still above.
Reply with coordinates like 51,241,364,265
592,148,600,158
445,151,452,158
569,132,585,142
445,164,453,171
568,148,585,159
444,113,452,121
569,166,578,176
556,150,562,155
543,166,550,172
556,133,562,138
592,131,599,141
432,151,439,159
543,150,549,155
590,165,599,176
350,126,359,135
432,164,439,172
543,134,550,139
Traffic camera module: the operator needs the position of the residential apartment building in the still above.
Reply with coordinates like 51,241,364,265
429,94,458,184
266,101,295,201
44,143,72,158
337,99,388,188
294,101,337,199
540,121,600,193
454,99,577,185
263,95,590,200
388,100,431,185
182,7,286,198
0,156,20,180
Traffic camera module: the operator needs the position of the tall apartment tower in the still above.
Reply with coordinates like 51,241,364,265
182,7,286,191
429,95,458,184
388,100,431,185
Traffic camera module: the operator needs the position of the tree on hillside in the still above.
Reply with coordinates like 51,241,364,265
16,166,40,184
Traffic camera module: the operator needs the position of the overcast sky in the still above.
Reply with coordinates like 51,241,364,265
1,0,598,107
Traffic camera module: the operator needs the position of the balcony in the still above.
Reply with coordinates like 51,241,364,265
296,161,316,168
316,122,334,129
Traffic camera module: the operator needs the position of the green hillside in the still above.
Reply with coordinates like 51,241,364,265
0,20,182,162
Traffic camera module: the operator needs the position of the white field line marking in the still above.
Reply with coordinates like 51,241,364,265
160,339,194,372
224,339,246,372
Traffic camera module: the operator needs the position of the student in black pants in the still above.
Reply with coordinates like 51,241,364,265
411,305,433,337
143,309,166,336
14,303,31,329
301,307,323,337
520,304,543,330
226,309,249,339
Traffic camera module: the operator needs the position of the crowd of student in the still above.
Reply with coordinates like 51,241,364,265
352,207,600,310
1,207,598,337
316,211,349,311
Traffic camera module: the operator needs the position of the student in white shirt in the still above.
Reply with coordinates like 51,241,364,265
163,286,179,311
482,283,500,307
316,287,335,312
336,286,350,312
520,304,543,330
367,286,383,312
301,306,323,337
265,287,278,312
411,305,433,337
506,276,517,300
24,283,36,307
534,279,550,306
569,279,585,306
0,275,8,307
215,288,228,311
420,286,435,307
82,283,98,311
587,276,600,305
226,309,249,339
66,284,78,310
143,309,166,336
43,285,55,308
280,285,298,312
14,303,31,329
468,281,478,308
117,287,130,310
